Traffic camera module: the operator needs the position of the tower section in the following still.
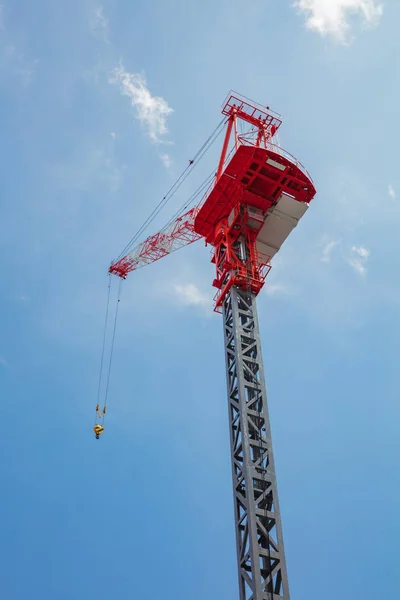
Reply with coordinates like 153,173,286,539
223,286,290,600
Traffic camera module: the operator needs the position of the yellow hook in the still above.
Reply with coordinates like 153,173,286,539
93,424,104,439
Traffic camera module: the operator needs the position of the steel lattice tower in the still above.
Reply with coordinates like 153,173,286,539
223,286,289,600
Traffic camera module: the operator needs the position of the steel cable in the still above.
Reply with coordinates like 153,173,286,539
113,117,226,263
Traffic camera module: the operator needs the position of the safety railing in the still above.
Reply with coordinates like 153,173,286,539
265,141,314,184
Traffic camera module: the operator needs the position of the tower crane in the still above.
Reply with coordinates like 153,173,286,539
96,92,316,600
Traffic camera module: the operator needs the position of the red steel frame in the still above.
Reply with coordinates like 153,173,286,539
194,92,315,311
109,92,316,315
109,207,201,279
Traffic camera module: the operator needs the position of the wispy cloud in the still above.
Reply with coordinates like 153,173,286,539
294,0,383,42
174,283,211,308
348,245,370,275
352,245,369,259
388,184,396,200
160,153,172,169
0,356,7,368
89,5,109,43
109,65,173,142
319,238,370,275
321,239,340,263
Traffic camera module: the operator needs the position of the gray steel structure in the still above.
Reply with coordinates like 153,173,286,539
223,286,290,600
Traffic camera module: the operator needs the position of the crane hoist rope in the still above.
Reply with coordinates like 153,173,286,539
114,116,226,263
93,276,122,439
93,117,226,439
95,274,111,408
162,168,216,231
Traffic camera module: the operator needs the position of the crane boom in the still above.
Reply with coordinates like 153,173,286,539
109,206,202,278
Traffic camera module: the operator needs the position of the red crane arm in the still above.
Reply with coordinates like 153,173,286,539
109,206,202,279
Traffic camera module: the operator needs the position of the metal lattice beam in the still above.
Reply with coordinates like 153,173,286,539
109,207,201,279
223,286,290,600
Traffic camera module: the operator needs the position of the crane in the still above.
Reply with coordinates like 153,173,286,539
97,92,316,600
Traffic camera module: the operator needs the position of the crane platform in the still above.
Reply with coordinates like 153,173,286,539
194,144,316,245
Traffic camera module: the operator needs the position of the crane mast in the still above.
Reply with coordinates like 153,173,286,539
108,92,316,600
224,285,289,600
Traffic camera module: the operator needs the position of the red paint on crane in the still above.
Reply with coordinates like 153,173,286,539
192,93,316,310
109,207,201,279
194,144,315,245
109,92,316,312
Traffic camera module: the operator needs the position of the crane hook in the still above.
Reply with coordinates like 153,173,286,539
94,405,106,439
93,424,104,439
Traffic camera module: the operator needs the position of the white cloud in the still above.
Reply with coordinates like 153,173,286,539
174,283,211,307
348,245,369,275
321,239,340,262
160,153,172,169
352,245,369,258
349,259,366,275
388,184,396,199
110,65,173,142
294,0,383,41
89,6,109,42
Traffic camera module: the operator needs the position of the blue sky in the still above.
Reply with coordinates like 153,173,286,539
1,0,400,598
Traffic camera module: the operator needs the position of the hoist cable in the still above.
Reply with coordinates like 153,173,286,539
159,120,230,230
115,117,225,259
95,273,112,424
114,162,193,262
162,170,215,229
102,278,123,415
113,117,226,262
